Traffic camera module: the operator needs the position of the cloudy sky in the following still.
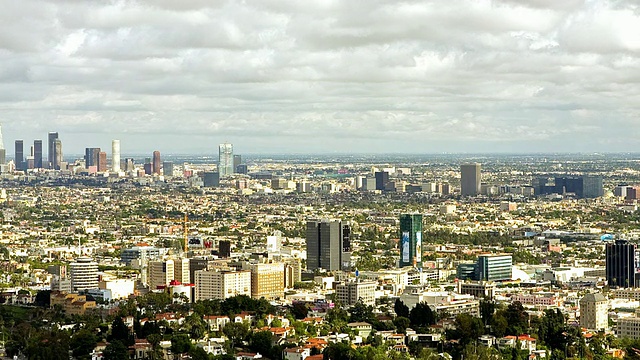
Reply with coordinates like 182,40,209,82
1,0,639,155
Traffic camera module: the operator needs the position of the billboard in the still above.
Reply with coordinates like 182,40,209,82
402,231,410,263
415,232,422,263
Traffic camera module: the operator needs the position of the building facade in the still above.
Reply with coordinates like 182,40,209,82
69,257,99,292
460,163,481,196
194,269,251,301
579,293,608,330
399,214,423,269
475,254,512,282
219,143,234,177
606,240,639,288
249,263,284,300
306,220,351,271
336,281,376,307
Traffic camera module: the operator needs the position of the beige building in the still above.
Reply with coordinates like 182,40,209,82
284,257,302,289
579,293,608,330
194,269,251,301
173,258,190,284
336,281,376,307
248,263,284,300
148,260,174,290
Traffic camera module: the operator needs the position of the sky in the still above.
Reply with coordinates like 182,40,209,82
0,0,639,155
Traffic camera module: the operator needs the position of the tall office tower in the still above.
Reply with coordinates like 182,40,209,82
54,138,63,170
148,259,175,290
112,140,120,172
84,148,100,168
124,158,135,172
233,155,242,173
306,220,351,271
0,124,5,165
69,257,99,292
33,140,42,168
606,240,639,288
218,143,233,177
163,161,174,176
203,171,220,187
48,132,58,169
194,269,251,301
248,263,285,300
375,171,389,191
152,151,161,175
98,151,107,172
174,258,190,284
460,163,481,196
14,140,24,171
399,214,423,268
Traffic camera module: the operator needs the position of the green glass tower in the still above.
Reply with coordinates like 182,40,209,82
399,214,423,268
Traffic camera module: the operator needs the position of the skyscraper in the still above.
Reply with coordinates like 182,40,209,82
399,214,423,268
163,161,173,176
33,140,42,168
48,132,58,169
54,138,63,170
85,148,100,168
218,143,233,177
152,151,161,175
112,140,120,172
461,163,481,196
98,151,107,172
14,140,24,171
233,155,242,173
606,240,639,288
306,220,351,271
375,171,389,191
0,124,5,165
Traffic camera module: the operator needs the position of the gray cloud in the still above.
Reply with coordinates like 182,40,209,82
0,0,638,155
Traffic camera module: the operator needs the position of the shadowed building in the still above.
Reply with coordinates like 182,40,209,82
461,163,481,196
152,151,161,175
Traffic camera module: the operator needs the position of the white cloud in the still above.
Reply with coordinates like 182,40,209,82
0,0,637,154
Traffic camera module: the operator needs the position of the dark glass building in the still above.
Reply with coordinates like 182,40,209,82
14,140,23,171
375,171,389,191
306,220,351,271
48,132,58,169
606,240,639,288
399,214,423,268
33,140,42,168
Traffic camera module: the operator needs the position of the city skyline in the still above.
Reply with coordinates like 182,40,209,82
0,1,639,154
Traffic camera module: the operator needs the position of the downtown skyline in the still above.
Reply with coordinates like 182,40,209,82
0,0,639,154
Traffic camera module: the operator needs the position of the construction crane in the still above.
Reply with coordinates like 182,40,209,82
183,213,188,254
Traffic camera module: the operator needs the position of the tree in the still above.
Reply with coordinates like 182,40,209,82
108,317,133,346
479,300,495,325
409,303,436,329
447,314,484,346
171,334,193,354
103,340,129,360
393,317,411,334
349,301,375,323
503,301,528,335
70,328,98,359
189,346,211,360
323,341,361,360
34,290,51,307
291,302,309,319
249,331,273,357
394,299,409,318
223,321,249,349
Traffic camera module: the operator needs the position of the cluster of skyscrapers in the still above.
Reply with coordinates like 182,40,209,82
6,130,63,171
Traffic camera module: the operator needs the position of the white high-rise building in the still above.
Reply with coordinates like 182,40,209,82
0,123,5,165
112,140,120,172
218,143,233,177
194,269,251,301
69,257,99,292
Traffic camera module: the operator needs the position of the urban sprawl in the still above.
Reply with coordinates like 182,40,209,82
3,131,640,360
